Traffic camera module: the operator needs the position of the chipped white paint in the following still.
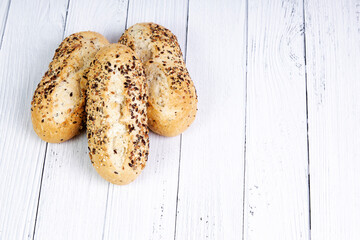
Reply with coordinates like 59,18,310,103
0,0,359,239
175,0,247,239
244,0,309,239
305,0,360,239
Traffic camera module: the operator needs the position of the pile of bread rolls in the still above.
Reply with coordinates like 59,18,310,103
31,23,197,185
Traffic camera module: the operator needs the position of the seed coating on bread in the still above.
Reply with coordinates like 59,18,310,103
31,31,109,143
86,43,149,185
119,23,197,137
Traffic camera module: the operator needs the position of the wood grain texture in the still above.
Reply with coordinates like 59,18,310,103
1,0,359,238
174,0,247,239
102,0,188,239
0,0,69,238
244,0,309,239
305,0,360,239
33,1,128,239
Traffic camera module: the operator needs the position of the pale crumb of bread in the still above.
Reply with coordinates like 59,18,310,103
146,63,169,108
106,72,127,169
131,24,153,62
52,73,80,123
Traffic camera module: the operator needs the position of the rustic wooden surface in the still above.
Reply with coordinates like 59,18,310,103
0,0,359,239
244,0,309,239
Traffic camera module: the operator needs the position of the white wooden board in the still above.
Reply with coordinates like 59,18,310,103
0,0,68,238
175,0,247,239
244,0,310,239
103,0,188,239
0,0,359,238
33,1,128,239
305,0,360,239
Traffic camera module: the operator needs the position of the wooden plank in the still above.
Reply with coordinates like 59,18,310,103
62,0,128,43
33,1,128,239
0,0,69,238
102,0,188,239
243,0,310,239
174,0,247,239
305,0,360,239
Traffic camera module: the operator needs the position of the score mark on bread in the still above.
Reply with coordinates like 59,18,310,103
119,23,198,137
31,31,109,143
86,43,149,185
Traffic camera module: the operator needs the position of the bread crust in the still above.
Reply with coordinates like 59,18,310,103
31,31,109,143
86,43,149,185
119,23,197,137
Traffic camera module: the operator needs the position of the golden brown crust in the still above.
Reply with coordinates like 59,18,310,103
31,31,109,143
119,23,197,137
86,43,149,185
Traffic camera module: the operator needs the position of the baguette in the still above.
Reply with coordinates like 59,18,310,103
86,43,149,185
31,31,109,143
119,23,197,137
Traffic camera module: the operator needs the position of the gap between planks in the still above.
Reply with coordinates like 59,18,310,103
173,0,190,239
241,0,249,239
302,0,312,236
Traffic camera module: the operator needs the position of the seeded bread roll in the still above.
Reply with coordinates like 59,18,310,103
86,43,149,185
119,23,197,137
31,31,109,143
